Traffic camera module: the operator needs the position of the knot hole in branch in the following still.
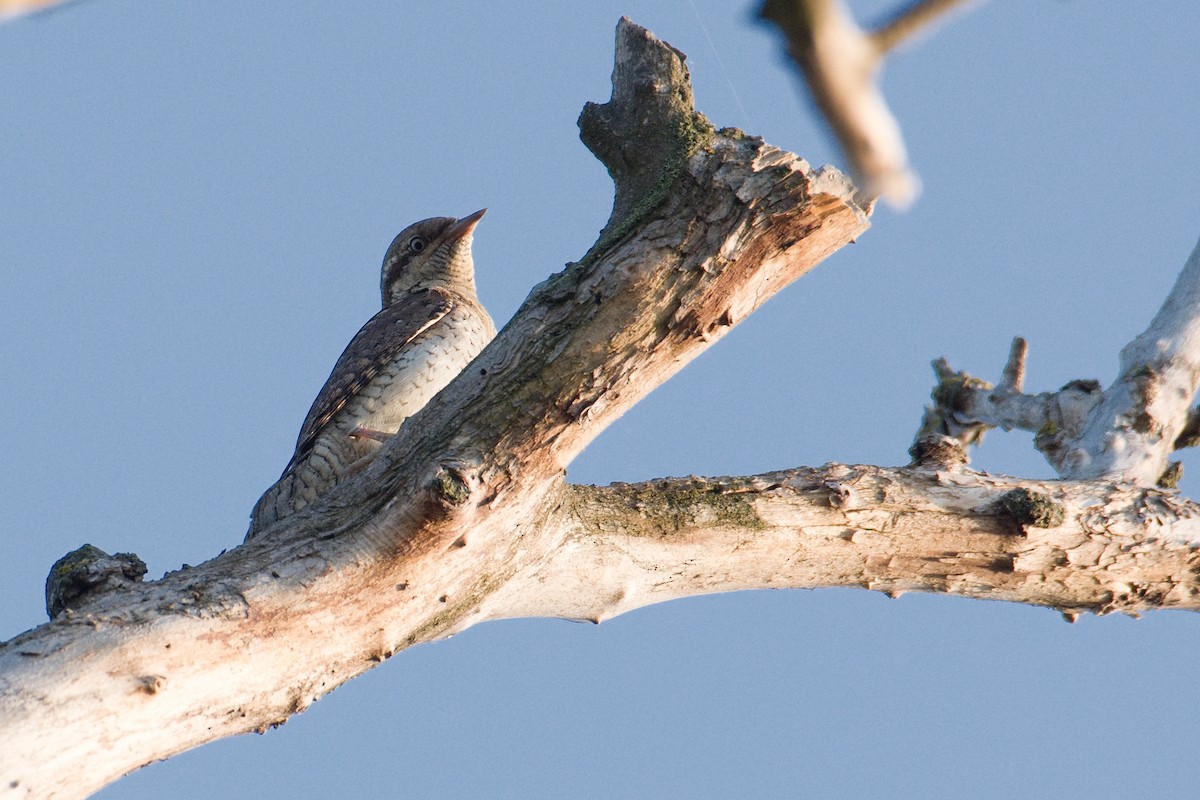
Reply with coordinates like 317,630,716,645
45,544,148,619
430,462,476,511
995,488,1066,532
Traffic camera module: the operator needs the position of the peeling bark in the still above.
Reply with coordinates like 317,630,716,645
485,468,1200,625
918,239,1200,486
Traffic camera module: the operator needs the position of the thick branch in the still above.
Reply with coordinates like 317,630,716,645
1074,239,1200,482
0,19,868,798
9,15,1195,799
265,19,870,553
484,467,1200,624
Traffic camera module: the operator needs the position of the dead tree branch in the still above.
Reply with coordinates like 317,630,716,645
0,0,79,23
0,19,869,797
485,468,1200,625
3,16,1198,800
916,239,1200,487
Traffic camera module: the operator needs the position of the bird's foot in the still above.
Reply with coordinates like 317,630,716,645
349,427,393,443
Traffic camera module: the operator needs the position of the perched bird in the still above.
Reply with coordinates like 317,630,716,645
246,209,495,540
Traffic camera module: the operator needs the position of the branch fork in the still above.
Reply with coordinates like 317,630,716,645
0,20,873,796
915,239,1200,487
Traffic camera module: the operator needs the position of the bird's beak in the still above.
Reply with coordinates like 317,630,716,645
446,208,487,240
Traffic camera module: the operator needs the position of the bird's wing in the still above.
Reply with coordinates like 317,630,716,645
285,288,455,471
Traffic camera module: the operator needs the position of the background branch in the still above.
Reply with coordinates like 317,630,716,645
0,0,76,22
871,0,976,54
759,0,980,208
917,238,1200,486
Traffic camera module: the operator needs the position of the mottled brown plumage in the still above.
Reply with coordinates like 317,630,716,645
247,210,495,540
284,290,455,473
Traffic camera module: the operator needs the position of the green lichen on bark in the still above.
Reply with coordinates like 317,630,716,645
576,18,716,267
931,369,993,415
907,433,969,468
578,477,767,536
913,360,994,450
45,543,147,618
1033,419,1062,457
583,112,715,265
433,466,471,507
1158,460,1183,489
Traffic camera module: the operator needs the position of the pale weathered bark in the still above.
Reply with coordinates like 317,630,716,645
485,468,1200,626
916,238,1200,487
1,16,1198,800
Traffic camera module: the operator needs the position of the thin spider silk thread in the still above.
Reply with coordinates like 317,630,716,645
686,0,752,130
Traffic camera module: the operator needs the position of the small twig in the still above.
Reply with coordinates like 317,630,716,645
871,0,977,55
911,235,1200,488
999,336,1027,393
913,339,1109,475
760,0,980,209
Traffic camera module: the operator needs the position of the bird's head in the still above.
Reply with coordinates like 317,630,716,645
380,208,486,305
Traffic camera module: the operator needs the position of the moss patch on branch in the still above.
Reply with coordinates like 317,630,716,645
997,487,1065,530
579,477,767,536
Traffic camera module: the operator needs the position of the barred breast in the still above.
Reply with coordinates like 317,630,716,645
247,299,494,539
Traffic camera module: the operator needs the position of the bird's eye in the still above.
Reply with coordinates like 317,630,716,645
408,237,427,254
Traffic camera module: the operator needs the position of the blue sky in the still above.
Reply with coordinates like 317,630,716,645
3,1,1199,797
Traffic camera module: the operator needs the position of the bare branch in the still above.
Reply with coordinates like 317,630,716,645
0,19,869,797
483,467,1200,624
914,356,997,448
760,0,916,208
4,14,1196,798
916,239,1200,486
759,0,981,209
999,335,1027,393
1071,238,1200,483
